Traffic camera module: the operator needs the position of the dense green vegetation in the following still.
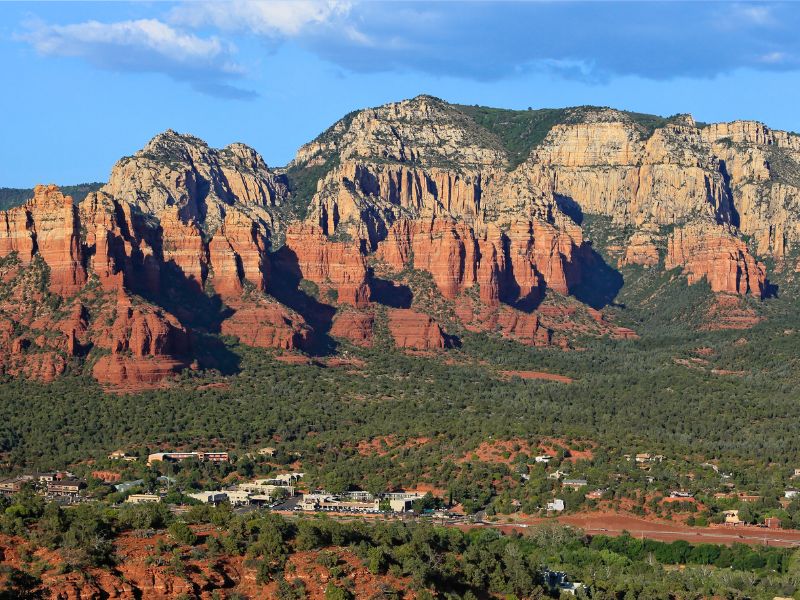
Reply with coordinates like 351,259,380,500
0,212,797,524
0,183,104,210
454,106,571,169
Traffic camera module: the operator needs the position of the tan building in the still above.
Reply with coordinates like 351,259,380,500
126,494,161,504
46,479,84,496
723,509,741,525
147,451,230,466
0,478,23,494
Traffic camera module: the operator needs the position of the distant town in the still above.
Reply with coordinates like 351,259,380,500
3,444,800,538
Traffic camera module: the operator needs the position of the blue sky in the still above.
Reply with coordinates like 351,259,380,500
2,1,800,187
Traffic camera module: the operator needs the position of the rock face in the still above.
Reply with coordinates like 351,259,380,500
455,298,552,346
528,114,736,226
6,96,800,387
376,216,585,306
103,130,289,232
208,209,270,296
666,223,766,297
278,224,371,307
330,310,375,346
221,301,311,350
91,302,190,388
387,309,447,350
620,229,661,267
0,185,87,296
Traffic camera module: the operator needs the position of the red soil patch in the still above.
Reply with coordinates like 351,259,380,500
537,437,595,462
499,370,573,383
711,369,746,376
552,511,800,547
0,528,417,599
324,356,367,369
702,294,762,330
355,436,431,457
286,548,415,599
459,438,533,464
413,482,448,497
275,353,312,365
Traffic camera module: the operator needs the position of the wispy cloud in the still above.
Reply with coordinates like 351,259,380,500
169,0,352,37
19,17,256,99
14,1,800,97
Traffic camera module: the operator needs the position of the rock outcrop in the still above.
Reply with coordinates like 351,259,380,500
221,301,311,350
376,216,585,306
455,298,552,346
208,209,270,296
666,223,766,297
90,302,190,388
103,130,289,232
278,224,371,307
387,309,448,350
620,229,661,267
330,310,375,347
0,185,87,296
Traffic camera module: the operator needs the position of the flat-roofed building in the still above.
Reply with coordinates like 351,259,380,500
0,478,24,494
188,491,228,505
126,494,161,504
225,490,252,506
147,451,230,466
238,482,295,498
46,479,85,496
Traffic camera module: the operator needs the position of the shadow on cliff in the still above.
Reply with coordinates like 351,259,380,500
569,244,625,309
555,193,585,225
130,260,241,375
269,247,338,356
369,276,413,308
500,236,546,313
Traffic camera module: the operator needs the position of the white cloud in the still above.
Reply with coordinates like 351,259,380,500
729,4,776,27
19,17,255,98
170,0,352,37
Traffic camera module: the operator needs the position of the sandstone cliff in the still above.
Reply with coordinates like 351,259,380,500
5,96,799,388
104,129,289,232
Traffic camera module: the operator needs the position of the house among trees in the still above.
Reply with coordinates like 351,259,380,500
562,478,588,490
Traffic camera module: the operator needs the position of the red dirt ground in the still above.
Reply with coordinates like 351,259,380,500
499,370,573,383
0,528,417,599
355,435,431,457
507,511,800,547
458,438,533,464
538,437,595,462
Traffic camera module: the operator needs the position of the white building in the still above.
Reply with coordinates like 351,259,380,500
382,491,426,501
225,490,253,506
344,490,374,502
546,498,565,512
238,482,295,498
188,491,228,504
